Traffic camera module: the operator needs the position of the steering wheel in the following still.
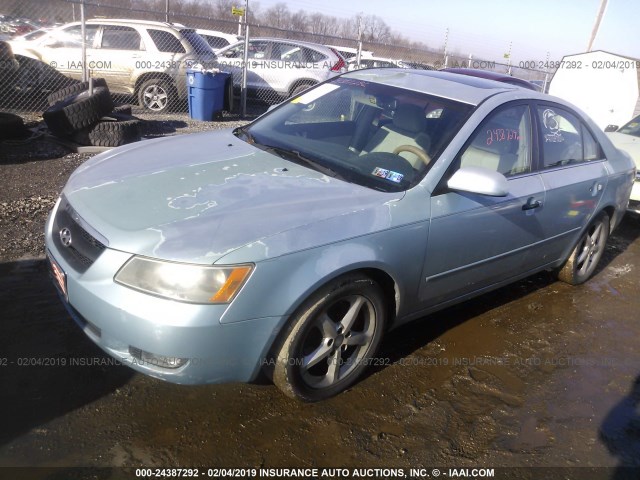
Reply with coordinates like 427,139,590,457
393,145,432,166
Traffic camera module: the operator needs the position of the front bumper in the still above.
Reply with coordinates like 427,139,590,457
45,203,281,385
629,180,640,214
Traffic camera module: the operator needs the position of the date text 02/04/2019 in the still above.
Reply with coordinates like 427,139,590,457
519,60,640,70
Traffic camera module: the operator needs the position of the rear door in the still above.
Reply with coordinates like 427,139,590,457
420,103,547,307
533,103,609,261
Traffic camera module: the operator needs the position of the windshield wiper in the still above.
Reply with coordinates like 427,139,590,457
257,143,345,180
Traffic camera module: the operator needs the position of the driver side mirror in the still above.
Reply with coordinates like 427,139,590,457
447,166,509,197
604,124,619,132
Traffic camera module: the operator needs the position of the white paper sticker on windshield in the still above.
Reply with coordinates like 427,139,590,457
291,84,340,104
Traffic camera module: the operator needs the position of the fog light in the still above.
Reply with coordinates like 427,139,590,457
129,346,188,369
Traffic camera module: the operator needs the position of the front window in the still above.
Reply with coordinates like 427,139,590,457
457,104,532,177
47,25,98,48
236,77,473,192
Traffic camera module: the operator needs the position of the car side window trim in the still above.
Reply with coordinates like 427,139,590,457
433,100,537,197
532,101,606,171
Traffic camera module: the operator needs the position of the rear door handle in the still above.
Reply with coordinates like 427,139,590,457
590,181,604,196
522,198,542,210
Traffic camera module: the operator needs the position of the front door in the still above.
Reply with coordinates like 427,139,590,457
420,103,547,307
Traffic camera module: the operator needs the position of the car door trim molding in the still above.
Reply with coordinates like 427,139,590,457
424,226,580,283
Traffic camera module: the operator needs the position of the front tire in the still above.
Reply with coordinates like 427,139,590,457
272,274,386,402
558,212,610,285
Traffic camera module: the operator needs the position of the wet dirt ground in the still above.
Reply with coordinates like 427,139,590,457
1,124,640,479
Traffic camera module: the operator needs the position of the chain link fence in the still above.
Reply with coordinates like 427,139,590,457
0,0,552,124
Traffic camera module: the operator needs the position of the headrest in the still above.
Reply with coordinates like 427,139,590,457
392,104,427,133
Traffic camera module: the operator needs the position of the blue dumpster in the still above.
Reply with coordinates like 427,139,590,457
187,70,230,121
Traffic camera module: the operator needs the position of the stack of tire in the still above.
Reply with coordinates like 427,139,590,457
43,78,142,147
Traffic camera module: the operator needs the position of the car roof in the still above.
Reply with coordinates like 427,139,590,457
441,68,538,91
224,37,335,53
84,18,191,30
196,29,240,39
344,68,534,106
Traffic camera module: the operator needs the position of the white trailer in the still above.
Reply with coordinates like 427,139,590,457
549,50,640,130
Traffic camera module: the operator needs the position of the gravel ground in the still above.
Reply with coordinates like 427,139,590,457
0,110,251,262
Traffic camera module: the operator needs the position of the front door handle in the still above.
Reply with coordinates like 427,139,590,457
522,198,543,210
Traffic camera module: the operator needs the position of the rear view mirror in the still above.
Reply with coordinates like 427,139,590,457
448,167,509,197
604,125,619,132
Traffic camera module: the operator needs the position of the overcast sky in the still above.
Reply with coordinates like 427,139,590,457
251,0,639,62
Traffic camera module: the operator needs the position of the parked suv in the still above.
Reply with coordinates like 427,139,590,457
216,37,346,102
10,19,216,111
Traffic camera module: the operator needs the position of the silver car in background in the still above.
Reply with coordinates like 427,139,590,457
10,19,216,111
45,69,635,402
216,37,347,102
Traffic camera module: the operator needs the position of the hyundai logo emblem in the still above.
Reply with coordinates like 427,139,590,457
59,227,72,247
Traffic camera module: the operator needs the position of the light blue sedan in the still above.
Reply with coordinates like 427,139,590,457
45,69,636,401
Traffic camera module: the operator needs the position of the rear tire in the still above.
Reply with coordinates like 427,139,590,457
223,76,234,112
558,212,610,285
138,78,175,112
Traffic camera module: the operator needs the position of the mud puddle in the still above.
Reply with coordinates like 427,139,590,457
0,216,639,474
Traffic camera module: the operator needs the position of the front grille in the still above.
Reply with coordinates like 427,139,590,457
77,221,106,250
52,197,108,273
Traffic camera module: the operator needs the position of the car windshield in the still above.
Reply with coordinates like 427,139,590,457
238,77,473,192
180,30,213,55
619,115,640,137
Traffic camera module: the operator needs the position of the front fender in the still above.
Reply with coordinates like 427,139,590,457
217,221,429,328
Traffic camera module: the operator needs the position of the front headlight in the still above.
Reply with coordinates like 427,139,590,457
115,256,253,304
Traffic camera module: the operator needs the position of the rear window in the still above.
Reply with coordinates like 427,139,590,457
180,30,213,55
306,47,327,63
537,106,603,167
202,35,230,50
147,29,185,53
101,26,143,51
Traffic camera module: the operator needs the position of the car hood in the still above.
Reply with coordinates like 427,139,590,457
63,130,403,264
606,132,640,169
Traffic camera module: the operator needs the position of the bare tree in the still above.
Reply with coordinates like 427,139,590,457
215,0,235,19
264,2,290,30
289,9,308,32
361,14,391,43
